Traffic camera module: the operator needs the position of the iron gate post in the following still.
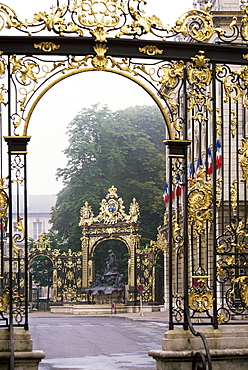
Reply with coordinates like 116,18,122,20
164,140,191,330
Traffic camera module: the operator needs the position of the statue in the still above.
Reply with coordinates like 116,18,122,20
105,249,117,273
86,249,125,304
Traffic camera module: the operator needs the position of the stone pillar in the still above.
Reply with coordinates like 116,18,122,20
148,326,248,369
0,328,45,369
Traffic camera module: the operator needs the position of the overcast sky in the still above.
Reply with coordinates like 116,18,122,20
5,0,193,195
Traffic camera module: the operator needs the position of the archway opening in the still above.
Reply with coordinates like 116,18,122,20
93,240,128,285
29,255,53,310
27,71,167,195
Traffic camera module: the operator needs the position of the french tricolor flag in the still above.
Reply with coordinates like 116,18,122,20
195,155,202,177
163,183,169,203
188,163,193,179
175,174,182,196
216,140,222,169
206,147,213,175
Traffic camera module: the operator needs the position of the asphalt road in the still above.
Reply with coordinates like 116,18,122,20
29,315,168,370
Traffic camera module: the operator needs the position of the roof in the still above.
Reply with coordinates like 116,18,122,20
28,195,56,214
12,195,56,214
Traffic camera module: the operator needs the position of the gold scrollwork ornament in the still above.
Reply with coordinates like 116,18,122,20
139,45,163,56
170,3,224,42
34,42,60,52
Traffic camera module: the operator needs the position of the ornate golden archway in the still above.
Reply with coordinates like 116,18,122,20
79,185,141,288
2,1,248,368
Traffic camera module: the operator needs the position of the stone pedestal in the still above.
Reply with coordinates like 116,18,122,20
0,328,45,369
148,326,248,369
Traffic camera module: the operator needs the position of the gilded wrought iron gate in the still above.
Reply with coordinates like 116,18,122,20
0,1,248,369
28,236,83,304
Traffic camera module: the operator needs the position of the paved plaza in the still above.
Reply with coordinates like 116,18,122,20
29,311,169,370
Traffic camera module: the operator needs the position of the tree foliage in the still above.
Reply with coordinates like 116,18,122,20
50,104,166,250
30,255,53,288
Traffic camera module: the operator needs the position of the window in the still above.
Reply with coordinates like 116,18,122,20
33,222,42,240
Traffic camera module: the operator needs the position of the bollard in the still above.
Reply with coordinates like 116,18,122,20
111,302,116,314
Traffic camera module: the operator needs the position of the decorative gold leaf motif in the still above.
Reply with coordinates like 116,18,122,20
0,294,9,312
12,216,25,258
161,92,178,115
14,216,24,239
188,91,212,113
0,187,8,218
216,177,223,208
230,110,237,138
239,138,248,182
240,279,248,307
172,213,183,259
217,313,226,325
139,45,163,56
34,42,60,53
241,5,248,41
10,55,38,84
219,63,244,105
0,4,26,30
128,198,140,223
236,64,248,87
33,234,51,251
79,201,95,226
136,244,154,302
0,51,6,76
75,0,121,28
230,276,248,308
12,239,22,258
152,228,168,254
0,0,229,44
80,185,140,225
90,26,109,42
216,108,222,137
117,10,163,38
28,5,83,36
159,60,185,89
92,43,109,70
188,279,214,313
188,166,213,239
187,51,212,87
230,179,238,217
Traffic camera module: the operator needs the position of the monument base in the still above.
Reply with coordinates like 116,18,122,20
148,326,248,369
93,290,124,305
0,328,45,369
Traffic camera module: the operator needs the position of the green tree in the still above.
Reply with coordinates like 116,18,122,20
30,256,53,289
50,104,166,250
